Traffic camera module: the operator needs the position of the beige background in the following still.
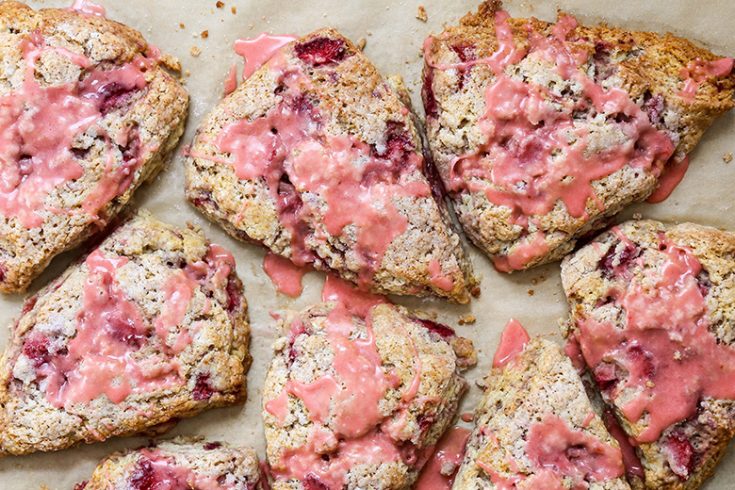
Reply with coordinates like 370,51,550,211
0,0,733,487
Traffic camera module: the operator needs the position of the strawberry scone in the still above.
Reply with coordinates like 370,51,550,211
186,29,477,303
422,0,735,272
261,276,476,489
0,1,189,293
76,437,264,490
453,320,629,489
0,211,250,456
561,220,735,488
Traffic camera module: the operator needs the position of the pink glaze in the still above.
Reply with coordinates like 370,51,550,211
602,408,645,481
263,252,307,297
0,33,149,228
214,53,429,284
234,34,297,80
415,427,471,490
154,270,196,354
678,57,734,102
321,274,386,317
526,414,625,483
69,0,106,16
575,235,735,442
134,448,228,490
492,231,549,272
71,0,107,17
426,11,676,271
646,155,690,203
223,63,239,96
274,429,402,490
428,259,455,291
40,251,180,407
492,318,530,368
267,278,427,488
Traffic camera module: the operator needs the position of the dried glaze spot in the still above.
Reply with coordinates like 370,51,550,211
294,37,348,67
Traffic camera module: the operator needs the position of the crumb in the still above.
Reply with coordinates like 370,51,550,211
184,69,191,77
724,152,733,164
458,314,476,325
201,30,209,39
527,289,535,296
231,6,237,14
190,46,201,57
216,0,224,7
416,5,428,22
357,38,367,51
632,212,643,220
179,22,185,29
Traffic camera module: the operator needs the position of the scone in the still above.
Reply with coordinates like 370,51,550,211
0,1,189,293
0,211,250,456
422,0,735,271
454,321,629,489
186,28,478,303
561,220,735,488
76,437,263,490
262,277,476,489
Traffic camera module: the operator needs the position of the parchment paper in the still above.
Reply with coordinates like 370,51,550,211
1,0,733,488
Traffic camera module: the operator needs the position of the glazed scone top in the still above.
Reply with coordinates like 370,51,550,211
0,211,250,456
186,28,478,303
77,437,263,490
0,1,188,293
262,275,476,489
422,0,734,271
561,220,735,486
454,321,628,489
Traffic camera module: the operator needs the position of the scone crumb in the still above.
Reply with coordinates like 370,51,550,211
231,6,237,14
416,5,428,22
357,37,367,51
458,313,476,325
201,30,209,39
724,152,733,163
190,46,202,57
632,212,643,220
179,22,185,29
216,1,224,7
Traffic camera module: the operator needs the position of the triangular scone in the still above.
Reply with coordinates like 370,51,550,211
77,437,263,490
186,28,477,303
422,0,734,272
261,279,476,489
454,327,629,489
0,2,189,293
0,211,250,456
562,220,735,489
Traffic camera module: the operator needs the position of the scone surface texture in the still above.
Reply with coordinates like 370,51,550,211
0,211,250,456
422,0,734,271
186,28,477,303
561,220,735,488
0,1,190,293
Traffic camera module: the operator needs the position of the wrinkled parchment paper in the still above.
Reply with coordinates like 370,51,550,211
1,0,734,487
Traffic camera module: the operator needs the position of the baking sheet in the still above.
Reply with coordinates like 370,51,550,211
1,0,734,487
